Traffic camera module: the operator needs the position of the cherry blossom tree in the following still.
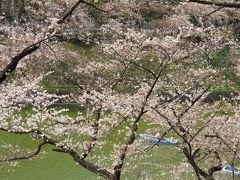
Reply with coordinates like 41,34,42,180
1,0,240,180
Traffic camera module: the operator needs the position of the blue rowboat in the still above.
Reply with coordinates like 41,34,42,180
223,165,240,176
139,134,177,145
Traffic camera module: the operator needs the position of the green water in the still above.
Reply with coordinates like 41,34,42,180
0,106,183,180
0,129,184,180
0,131,97,180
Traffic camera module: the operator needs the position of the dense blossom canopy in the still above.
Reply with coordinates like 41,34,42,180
0,0,240,179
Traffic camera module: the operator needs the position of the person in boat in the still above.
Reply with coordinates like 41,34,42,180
155,132,160,138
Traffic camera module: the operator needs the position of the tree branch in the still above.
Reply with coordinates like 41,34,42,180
0,0,103,85
188,0,240,8
0,43,40,83
112,63,169,179
0,142,46,162
0,127,114,178
80,108,101,160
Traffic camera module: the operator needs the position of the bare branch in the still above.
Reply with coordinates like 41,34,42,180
201,7,224,17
